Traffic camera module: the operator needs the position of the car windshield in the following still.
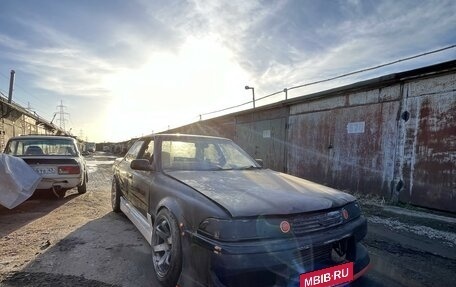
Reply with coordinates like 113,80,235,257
161,138,259,171
5,138,78,156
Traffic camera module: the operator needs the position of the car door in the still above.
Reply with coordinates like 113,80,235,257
128,139,154,216
117,140,145,201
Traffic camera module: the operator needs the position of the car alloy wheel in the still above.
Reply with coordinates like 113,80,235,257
152,209,182,287
153,217,173,275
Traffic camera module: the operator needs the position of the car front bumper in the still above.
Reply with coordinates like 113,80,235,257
188,216,370,287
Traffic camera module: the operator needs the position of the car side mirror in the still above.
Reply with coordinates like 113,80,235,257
130,159,154,171
255,159,264,168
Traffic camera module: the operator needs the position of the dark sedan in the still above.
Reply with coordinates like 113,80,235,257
111,134,370,287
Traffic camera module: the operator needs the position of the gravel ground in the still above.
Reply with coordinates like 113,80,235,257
0,153,158,287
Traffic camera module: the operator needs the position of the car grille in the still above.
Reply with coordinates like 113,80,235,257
290,210,343,236
294,244,331,263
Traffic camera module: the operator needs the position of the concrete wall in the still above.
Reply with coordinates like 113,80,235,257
167,61,456,212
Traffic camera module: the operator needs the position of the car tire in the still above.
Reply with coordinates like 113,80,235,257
111,177,121,213
152,209,182,287
55,189,66,199
77,175,87,194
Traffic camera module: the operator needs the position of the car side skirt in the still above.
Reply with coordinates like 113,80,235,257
120,197,153,245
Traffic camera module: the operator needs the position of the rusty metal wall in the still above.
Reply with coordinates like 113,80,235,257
395,74,456,212
288,87,401,198
235,118,288,172
286,72,456,212
162,63,456,212
234,107,289,172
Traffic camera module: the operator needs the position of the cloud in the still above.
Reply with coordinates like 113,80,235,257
0,33,28,50
0,0,454,141
0,0,192,99
235,0,456,96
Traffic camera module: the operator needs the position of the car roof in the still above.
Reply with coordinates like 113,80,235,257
142,133,230,141
8,135,77,141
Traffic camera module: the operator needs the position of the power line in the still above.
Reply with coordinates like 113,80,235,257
0,71,10,80
287,44,456,92
201,100,252,117
199,44,456,119
0,70,54,116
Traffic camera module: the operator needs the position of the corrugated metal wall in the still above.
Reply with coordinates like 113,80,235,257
166,62,456,212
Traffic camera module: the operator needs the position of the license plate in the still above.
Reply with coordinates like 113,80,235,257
300,262,353,287
33,167,57,175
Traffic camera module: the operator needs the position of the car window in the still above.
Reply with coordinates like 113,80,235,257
203,143,222,165
142,140,154,162
5,138,78,156
125,141,144,161
161,138,258,171
163,141,195,158
218,143,254,168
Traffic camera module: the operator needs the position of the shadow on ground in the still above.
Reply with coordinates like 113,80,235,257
0,192,80,237
1,212,158,287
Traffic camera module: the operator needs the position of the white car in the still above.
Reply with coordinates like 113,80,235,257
3,135,88,198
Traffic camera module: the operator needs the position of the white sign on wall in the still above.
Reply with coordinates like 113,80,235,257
263,130,271,138
347,121,365,134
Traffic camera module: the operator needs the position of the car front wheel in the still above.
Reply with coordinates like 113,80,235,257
111,177,121,212
152,209,182,287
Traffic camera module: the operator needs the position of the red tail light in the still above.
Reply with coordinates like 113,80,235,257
58,165,80,175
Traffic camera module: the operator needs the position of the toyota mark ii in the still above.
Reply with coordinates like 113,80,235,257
111,134,370,287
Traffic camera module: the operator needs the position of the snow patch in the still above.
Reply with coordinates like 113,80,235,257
368,216,456,247
86,161,114,166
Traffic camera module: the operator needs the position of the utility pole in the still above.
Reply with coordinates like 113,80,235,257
56,100,69,131
8,70,15,104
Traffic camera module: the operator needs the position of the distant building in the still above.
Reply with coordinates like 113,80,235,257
0,97,67,152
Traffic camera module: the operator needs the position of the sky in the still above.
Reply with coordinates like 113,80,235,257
0,0,455,142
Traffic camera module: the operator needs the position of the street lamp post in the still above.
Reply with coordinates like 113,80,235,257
245,85,255,108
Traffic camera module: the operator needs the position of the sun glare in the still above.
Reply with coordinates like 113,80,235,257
101,36,249,142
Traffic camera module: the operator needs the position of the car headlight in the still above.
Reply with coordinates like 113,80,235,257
342,201,361,222
198,217,292,241
198,202,362,242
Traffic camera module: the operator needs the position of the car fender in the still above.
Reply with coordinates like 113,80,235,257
155,197,187,228
112,174,121,190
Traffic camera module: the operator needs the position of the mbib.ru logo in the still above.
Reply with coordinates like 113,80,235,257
300,262,353,287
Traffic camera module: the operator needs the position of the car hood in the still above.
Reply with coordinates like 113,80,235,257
166,169,355,217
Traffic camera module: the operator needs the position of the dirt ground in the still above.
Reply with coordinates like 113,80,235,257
0,154,158,287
